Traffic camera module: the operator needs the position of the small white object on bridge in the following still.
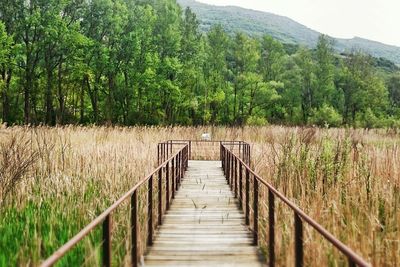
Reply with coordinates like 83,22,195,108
201,133,211,141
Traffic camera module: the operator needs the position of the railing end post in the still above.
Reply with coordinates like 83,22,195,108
131,190,138,267
102,214,112,267
294,213,303,267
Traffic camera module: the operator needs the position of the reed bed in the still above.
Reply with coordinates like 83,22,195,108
0,126,398,266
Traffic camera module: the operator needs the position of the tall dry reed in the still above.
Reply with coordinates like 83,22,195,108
0,126,398,266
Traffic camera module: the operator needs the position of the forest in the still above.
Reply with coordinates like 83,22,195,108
1,0,400,127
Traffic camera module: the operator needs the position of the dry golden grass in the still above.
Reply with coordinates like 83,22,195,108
0,125,399,266
250,127,400,266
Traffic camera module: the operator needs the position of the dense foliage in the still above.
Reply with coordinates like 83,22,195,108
0,0,400,127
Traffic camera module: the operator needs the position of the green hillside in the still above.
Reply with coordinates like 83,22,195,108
178,0,400,65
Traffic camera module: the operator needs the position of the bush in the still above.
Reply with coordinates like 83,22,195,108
310,104,342,127
356,108,385,128
246,115,268,126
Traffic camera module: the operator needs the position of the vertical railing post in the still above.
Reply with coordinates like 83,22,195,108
226,149,229,176
157,144,160,165
348,258,356,267
176,153,179,191
162,143,164,163
131,190,138,267
244,144,247,165
253,176,259,245
234,157,238,198
166,161,170,210
295,213,303,267
221,144,223,170
189,141,192,160
164,143,167,161
172,158,175,199
180,152,183,187
161,143,164,163
247,144,250,165
245,168,250,225
103,214,112,267
224,148,227,175
223,147,226,176
248,144,251,167
268,189,275,267
147,175,153,246
178,151,182,186
226,152,230,184
181,151,183,184
230,153,234,190
228,152,232,185
243,144,246,165
158,168,163,225
219,143,225,170
185,145,189,170
184,146,187,171
220,142,222,162
239,162,243,208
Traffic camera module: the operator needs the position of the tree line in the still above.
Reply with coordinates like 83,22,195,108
1,0,400,127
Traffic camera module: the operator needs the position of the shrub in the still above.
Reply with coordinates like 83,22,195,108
246,115,268,126
310,104,342,127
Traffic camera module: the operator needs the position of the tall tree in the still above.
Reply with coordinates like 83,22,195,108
338,52,388,125
179,7,205,124
232,33,259,124
294,48,315,123
314,35,335,107
260,35,285,82
204,25,229,124
0,22,13,124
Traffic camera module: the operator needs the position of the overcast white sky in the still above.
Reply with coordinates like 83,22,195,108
197,0,400,47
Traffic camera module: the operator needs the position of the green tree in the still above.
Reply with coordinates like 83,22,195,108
179,7,205,124
260,35,285,82
387,73,400,115
294,47,316,123
338,52,389,125
314,35,335,107
0,22,13,124
232,33,259,124
204,25,229,124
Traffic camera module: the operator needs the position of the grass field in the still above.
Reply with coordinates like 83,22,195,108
0,126,399,266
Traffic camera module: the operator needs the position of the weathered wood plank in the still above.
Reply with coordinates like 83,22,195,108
144,161,265,267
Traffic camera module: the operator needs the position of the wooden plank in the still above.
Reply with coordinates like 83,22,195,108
144,160,265,267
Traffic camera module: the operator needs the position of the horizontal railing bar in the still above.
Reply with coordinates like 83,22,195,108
158,142,188,145
165,139,249,145
222,145,370,267
41,145,188,267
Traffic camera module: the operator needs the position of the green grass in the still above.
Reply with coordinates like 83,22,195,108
0,184,105,266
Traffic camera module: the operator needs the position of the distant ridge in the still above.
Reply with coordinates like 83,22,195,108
178,0,400,64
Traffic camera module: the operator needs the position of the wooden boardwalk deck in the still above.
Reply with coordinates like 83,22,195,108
144,161,264,267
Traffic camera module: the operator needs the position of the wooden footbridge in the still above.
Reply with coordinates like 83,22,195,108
41,140,370,267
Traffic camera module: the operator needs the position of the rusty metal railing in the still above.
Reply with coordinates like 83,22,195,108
158,140,251,163
41,143,189,267
221,144,370,267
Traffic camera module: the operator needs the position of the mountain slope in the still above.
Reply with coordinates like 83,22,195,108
178,0,400,65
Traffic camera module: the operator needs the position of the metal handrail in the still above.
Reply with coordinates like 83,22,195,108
41,144,189,267
158,140,251,164
39,140,368,267
220,144,370,267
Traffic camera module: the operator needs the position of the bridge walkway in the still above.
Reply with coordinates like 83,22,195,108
144,160,264,267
